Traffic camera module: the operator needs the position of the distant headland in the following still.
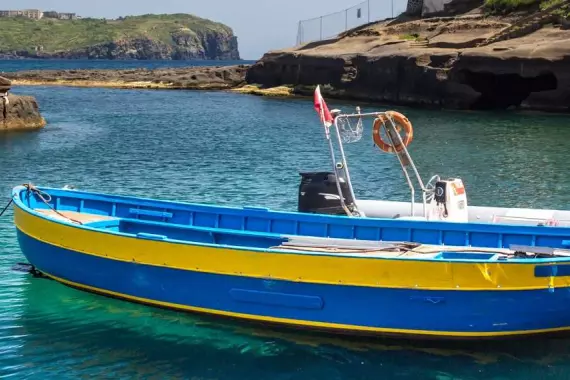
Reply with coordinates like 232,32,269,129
0,12,240,61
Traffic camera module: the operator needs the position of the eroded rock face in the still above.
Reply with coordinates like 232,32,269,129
448,52,567,111
246,45,570,112
7,32,240,61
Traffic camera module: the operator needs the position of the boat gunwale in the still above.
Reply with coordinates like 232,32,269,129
11,185,570,265
13,185,570,234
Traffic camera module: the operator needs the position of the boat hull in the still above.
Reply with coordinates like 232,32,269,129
14,205,570,340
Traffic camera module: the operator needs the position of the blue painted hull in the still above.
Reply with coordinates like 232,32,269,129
18,229,570,339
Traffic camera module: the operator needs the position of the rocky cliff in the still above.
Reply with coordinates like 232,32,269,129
0,77,46,131
246,3,570,112
0,14,240,60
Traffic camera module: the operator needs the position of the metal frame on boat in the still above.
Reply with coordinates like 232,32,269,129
326,108,435,218
308,89,570,227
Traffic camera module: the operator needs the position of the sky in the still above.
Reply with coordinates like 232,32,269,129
13,0,408,60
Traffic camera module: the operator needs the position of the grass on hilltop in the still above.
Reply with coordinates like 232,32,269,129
0,13,233,53
484,0,566,14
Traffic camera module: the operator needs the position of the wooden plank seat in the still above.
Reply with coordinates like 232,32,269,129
35,209,117,224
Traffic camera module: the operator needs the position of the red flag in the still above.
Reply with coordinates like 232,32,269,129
314,85,333,127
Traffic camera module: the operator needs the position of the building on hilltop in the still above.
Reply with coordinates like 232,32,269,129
42,11,78,20
58,13,77,20
0,10,18,17
43,11,59,18
0,9,43,20
22,9,43,19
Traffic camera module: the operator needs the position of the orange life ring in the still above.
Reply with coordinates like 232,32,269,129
372,111,413,153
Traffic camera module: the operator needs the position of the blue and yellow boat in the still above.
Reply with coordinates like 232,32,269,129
12,180,570,340
11,103,570,339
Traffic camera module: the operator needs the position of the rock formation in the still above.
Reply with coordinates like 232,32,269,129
38,32,240,61
4,65,249,90
0,76,46,131
246,6,570,112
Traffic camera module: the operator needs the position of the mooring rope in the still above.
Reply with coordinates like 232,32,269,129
0,199,13,217
22,183,84,225
0,184,83,224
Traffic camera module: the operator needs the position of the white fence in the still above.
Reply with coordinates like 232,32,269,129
296,0,408,45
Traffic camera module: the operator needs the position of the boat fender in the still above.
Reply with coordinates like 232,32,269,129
372,111,413,153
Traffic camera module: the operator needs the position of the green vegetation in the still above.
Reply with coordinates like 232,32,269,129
484,0,568,14
484,0,539,14
399,33,420,40
0,14,234,53
540,0,570,17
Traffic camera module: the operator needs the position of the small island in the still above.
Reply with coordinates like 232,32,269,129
0,11,240,60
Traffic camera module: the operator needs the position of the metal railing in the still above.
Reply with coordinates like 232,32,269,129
296,0,407,45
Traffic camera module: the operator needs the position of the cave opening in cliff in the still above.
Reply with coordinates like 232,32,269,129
457,70,558,110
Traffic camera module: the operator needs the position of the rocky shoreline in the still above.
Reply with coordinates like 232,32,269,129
3,65,250,90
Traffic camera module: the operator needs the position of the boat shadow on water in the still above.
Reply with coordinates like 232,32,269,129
13,276,570,378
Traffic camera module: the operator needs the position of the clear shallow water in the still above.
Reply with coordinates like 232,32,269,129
0,59,254,72
1,84,570,378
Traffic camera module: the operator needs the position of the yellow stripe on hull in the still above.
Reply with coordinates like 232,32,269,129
13,206,564,291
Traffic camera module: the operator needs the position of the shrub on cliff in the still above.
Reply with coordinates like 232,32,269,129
485,0,567,14
540,0,570,18
484,0,540,14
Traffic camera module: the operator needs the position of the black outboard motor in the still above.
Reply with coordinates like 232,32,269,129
298,172,355,215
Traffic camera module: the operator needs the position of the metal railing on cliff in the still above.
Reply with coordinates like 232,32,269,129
296,0,408,45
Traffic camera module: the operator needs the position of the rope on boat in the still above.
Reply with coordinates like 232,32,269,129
22,183,84,225
0,198,13,217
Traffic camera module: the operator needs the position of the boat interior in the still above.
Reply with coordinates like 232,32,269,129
13,110,570,260
15,186,570,260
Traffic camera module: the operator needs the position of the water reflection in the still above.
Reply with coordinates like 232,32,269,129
7,277,570,379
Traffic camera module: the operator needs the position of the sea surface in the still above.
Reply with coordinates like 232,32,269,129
0,59,254,72
1,59,570,379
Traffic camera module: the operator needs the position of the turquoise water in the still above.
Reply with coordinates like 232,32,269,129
1,83,570,378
